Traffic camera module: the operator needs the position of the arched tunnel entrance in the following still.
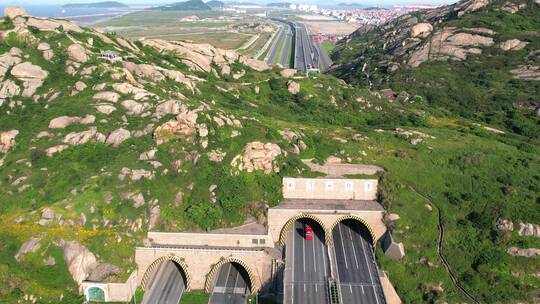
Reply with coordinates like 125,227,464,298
331,218,385,303
283,215,331,304
141,256,190,304
208,259,254,304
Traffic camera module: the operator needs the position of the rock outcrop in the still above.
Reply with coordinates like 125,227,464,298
287,80,300,94
15,237,41,261
507,247,540,257
67,44,89,63
518,222,540,238
499,39,528,51
61,240,119,283
154,109,198,145
0,130,19,154
232,142,282,174
10,62,48,96
496,218,514,231
49,115,95,129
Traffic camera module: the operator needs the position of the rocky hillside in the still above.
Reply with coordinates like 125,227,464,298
330,0,540,139
0,7,539,304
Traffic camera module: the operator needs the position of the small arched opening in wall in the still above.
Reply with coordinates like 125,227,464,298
205,257,256,295
278,213,329,246
140,254,191,291
330,215,377,246
85,286,106,302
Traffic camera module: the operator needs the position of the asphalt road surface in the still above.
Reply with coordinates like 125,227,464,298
332,220,386,304
266,24,285,64
289,220,330,304
209,262,251,304
141,260,185,304
294,23,315,71
266,21,293,67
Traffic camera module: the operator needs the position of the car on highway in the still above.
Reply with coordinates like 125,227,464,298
304,224,313,240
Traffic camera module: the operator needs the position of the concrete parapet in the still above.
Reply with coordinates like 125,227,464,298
283,177,378,200
147,231,272,248
380,271,402,304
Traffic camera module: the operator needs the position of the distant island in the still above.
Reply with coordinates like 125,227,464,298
158,0,212,11
206,0,224,9
62,1,128,9
267,2,291,8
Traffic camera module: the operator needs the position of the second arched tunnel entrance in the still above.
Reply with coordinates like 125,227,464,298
209,261,252,304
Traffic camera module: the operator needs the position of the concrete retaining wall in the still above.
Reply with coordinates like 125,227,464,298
267,208,386,244
135,246,273,292
81,271,137,302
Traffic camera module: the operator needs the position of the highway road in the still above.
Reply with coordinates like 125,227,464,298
141,260,185,304
332,220,386,304
287,219,329,304
266,20,292,67
294,23,315,72
209,262,251,304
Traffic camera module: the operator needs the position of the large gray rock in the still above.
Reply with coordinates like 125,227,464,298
499,39,528,51
154,109,198,145
62,240,97,284
518,222,540,238
87,263,121,282
10,62,48,96
0,80,21,104
105,128,131,147
507,247,540,257
37,43,54,61
4,7,27,19
93,91,120,103
287,80,300,94
49,115,95,129
15,237,41,261
67,44,89,63
0,130,19,154
410,23,433,38
232,141,282,174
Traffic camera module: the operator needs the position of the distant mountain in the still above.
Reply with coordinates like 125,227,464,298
206,0,224,8
337,2,365,8
159,0,212,10
266,2,291,8
62,1,128,8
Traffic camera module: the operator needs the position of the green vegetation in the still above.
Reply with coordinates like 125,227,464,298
0,4,538,303
331,0,540,139
320,41,335,55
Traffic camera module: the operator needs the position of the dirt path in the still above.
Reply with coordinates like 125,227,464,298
409,186,480,304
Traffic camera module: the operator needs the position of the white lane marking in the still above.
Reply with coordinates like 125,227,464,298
233,265,240,293
291,226,295,304
315,284,318,293
338,223,349,269
349,285,353,293
361,285,364,294
302,225,306,273
312,231,317,273
332,228,345,304
347,225,360,269
223,263,232,291
304,284,306,292
359,230,380,304
321,232,327,277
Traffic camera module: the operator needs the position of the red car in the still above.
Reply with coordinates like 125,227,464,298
304,224,313,240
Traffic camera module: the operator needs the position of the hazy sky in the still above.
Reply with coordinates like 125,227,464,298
1,0,456,5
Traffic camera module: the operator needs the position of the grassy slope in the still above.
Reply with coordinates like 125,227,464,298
331,0,540,139
0,13,538,304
